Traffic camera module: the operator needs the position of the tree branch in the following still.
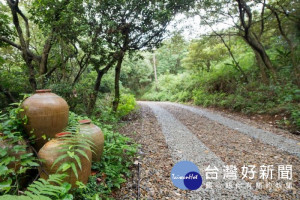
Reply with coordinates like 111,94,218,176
259,0,266,38
0,36,22,50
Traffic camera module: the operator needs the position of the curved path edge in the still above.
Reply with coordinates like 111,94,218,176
167,102,300,158
141,102,266,200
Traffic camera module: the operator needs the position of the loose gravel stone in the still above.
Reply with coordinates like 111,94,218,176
162,103,300,199
143,102,265,200
167,102,300,158
117,102,300,200
117,105,189,199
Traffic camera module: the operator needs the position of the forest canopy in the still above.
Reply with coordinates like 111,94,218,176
0,0,299,131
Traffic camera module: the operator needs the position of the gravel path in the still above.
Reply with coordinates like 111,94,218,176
161,103,300,199
117,102,300,199
166,102,300,158
142,102,265,199
117,105,189,199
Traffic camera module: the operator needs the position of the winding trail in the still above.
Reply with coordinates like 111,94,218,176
118,101,300,199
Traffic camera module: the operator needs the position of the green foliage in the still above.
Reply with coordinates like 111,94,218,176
0,3,14,47
73,121,138,199
47,112,95,181
116,94,137,118
52,134,94,180
0,101,39,195
156,33,188,75
0,174,73,200
0,99,138,199
121,53,153,96
25,174,73,200
142,34,300,132
183,37,227,72
142,73,195,102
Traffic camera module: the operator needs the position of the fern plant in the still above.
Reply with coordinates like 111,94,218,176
0,102,39,195
0,174,73,200
50,113,96,180
52,133,95,180
25,174,72,199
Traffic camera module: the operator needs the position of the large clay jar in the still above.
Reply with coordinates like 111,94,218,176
21,89,69,150
79,120,104,162
38,132,92,188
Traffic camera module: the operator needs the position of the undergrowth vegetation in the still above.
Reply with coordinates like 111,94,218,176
141,35,300,133
0,98,138,199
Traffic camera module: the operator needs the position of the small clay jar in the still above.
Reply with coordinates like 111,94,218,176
38,132,92,187
79,119,104,162
21,89,69,151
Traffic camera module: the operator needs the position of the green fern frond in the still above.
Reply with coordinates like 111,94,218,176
0,174,72,200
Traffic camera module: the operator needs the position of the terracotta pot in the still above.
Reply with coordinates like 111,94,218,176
79,119,104,162
21,89,69,150
38,132,92,187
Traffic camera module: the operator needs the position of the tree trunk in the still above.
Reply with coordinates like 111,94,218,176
87,58,117,115
22,53,37,91
7,1,38,91
217,33,248,83
254,51,268,84
39,34,54,87
271,8,300,85
87,70,106,115
0,85,16,103
244,33,277,80
153,53,158,91
205,61,211,72
112,54,124,112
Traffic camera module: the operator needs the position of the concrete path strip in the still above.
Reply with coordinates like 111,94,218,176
167,102,300,158
142,102,266,200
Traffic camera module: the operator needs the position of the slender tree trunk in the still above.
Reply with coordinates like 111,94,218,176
22,53,37,91
218,34,248,83
87,58,117,115
236,0,277,81
87,70,106,115
7,1,38,91
0,85,16,103
271,8,300,85
112,54,124,112
206,61,211,72
204,18,248,82
39,34,54,87
254,51,268,84
244,33,277,80
153,53,158,91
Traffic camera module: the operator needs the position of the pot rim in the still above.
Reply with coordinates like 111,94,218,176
79,119,91,124
36,89,52,93
55,132,71,138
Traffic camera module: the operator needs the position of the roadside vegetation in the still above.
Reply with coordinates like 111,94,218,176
138,1,300,133
0,0,299,199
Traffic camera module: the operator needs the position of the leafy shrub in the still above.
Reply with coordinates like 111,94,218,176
117,94,137,118
0,174,73,200
0,102,39,195
142,73,195,102
142,51,300,131
291,109,300,128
